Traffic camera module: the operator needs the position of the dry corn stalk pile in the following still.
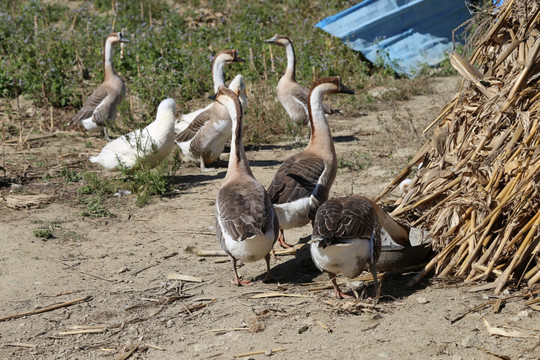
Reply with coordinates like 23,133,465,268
376,0,540,294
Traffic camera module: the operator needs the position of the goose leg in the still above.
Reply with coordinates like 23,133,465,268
369,263,380,302
277,229,292,248
262,253,273,283
330,273,352,299
103,127,111,141
231,258,252,286
200,157,216,172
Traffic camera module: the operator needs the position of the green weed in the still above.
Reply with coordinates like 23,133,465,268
61,167,82,183
80,196,114,218
118,148,182,206
33,228,54,239
79,172,117,196
338,152,373,171
32,221,60,239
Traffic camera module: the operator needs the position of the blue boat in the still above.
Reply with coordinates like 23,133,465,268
315,0,473,77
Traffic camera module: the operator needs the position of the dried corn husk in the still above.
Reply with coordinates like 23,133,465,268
377,0,540,294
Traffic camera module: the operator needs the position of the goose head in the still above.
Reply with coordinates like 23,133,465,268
107,31,129,45
264,34,291,47
209,86,240,113
310,76,355,96
155,98,177,123
213,49,245,65
228,74,248,110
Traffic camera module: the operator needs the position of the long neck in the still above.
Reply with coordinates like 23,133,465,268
212,57,226,92
151,109,174,131
306,86,333,154
103,39,116,79
283,41,296,81
225,99,252,178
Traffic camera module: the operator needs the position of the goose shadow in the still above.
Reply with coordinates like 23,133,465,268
170,169,227,191
254,235,322,284
332,135,359,144
248,159,282,167
244,143,300,152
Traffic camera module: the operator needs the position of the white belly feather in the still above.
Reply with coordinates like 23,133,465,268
224,231,275,263
310,239,371,278
273,197,311,229
81,117,103,132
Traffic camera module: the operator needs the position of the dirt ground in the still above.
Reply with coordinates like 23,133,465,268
1,76,539,360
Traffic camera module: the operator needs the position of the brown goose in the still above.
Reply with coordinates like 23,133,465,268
267,76,354,248
175,49,245,133
176,75,246,171
264,34,340,126
214,85,279,286
311,196,410,299
69,31,128,139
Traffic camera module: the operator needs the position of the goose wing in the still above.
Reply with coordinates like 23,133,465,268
175,107,212,143
290,83,309,109
268,153,327,217
313,197,381,260
216,182,274,247
71,84,121,126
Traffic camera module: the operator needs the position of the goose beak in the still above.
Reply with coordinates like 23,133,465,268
208,93,217,101
339,83,355,95
118,31,129,43
264,35,278,44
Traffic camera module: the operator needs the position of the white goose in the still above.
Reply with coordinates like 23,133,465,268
214,85,279,286
267,77,354,248
175,49,245,133
176,74,247,171
311,196,410,299
90,98,177,171
264,34,340,126
69,31,129,139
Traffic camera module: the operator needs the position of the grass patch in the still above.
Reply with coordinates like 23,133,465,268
79,172,118,196
61,167,82,183
0,0,387,142
33,221,60,239
117,149,182,206
79,148,182,207
0,0,462,205
33,228,54,239
338,152,373,171
80,197,115,218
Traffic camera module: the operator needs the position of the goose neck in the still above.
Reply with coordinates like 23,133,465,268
212,60,226,93
307,87,333,152
103,39,116,78
284,41,296,81
225,99,252,178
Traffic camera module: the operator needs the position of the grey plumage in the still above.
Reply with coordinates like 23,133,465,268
267,152,327,220
69,31,128,138
265,34,341,125
214,85,279,285
311,195,410,299
267,76,354,248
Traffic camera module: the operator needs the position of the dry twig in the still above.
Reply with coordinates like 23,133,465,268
0,295,92,322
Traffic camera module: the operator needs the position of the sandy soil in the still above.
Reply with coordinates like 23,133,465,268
1,76,539,360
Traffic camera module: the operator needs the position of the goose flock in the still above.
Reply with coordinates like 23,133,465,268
70,32,411,299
